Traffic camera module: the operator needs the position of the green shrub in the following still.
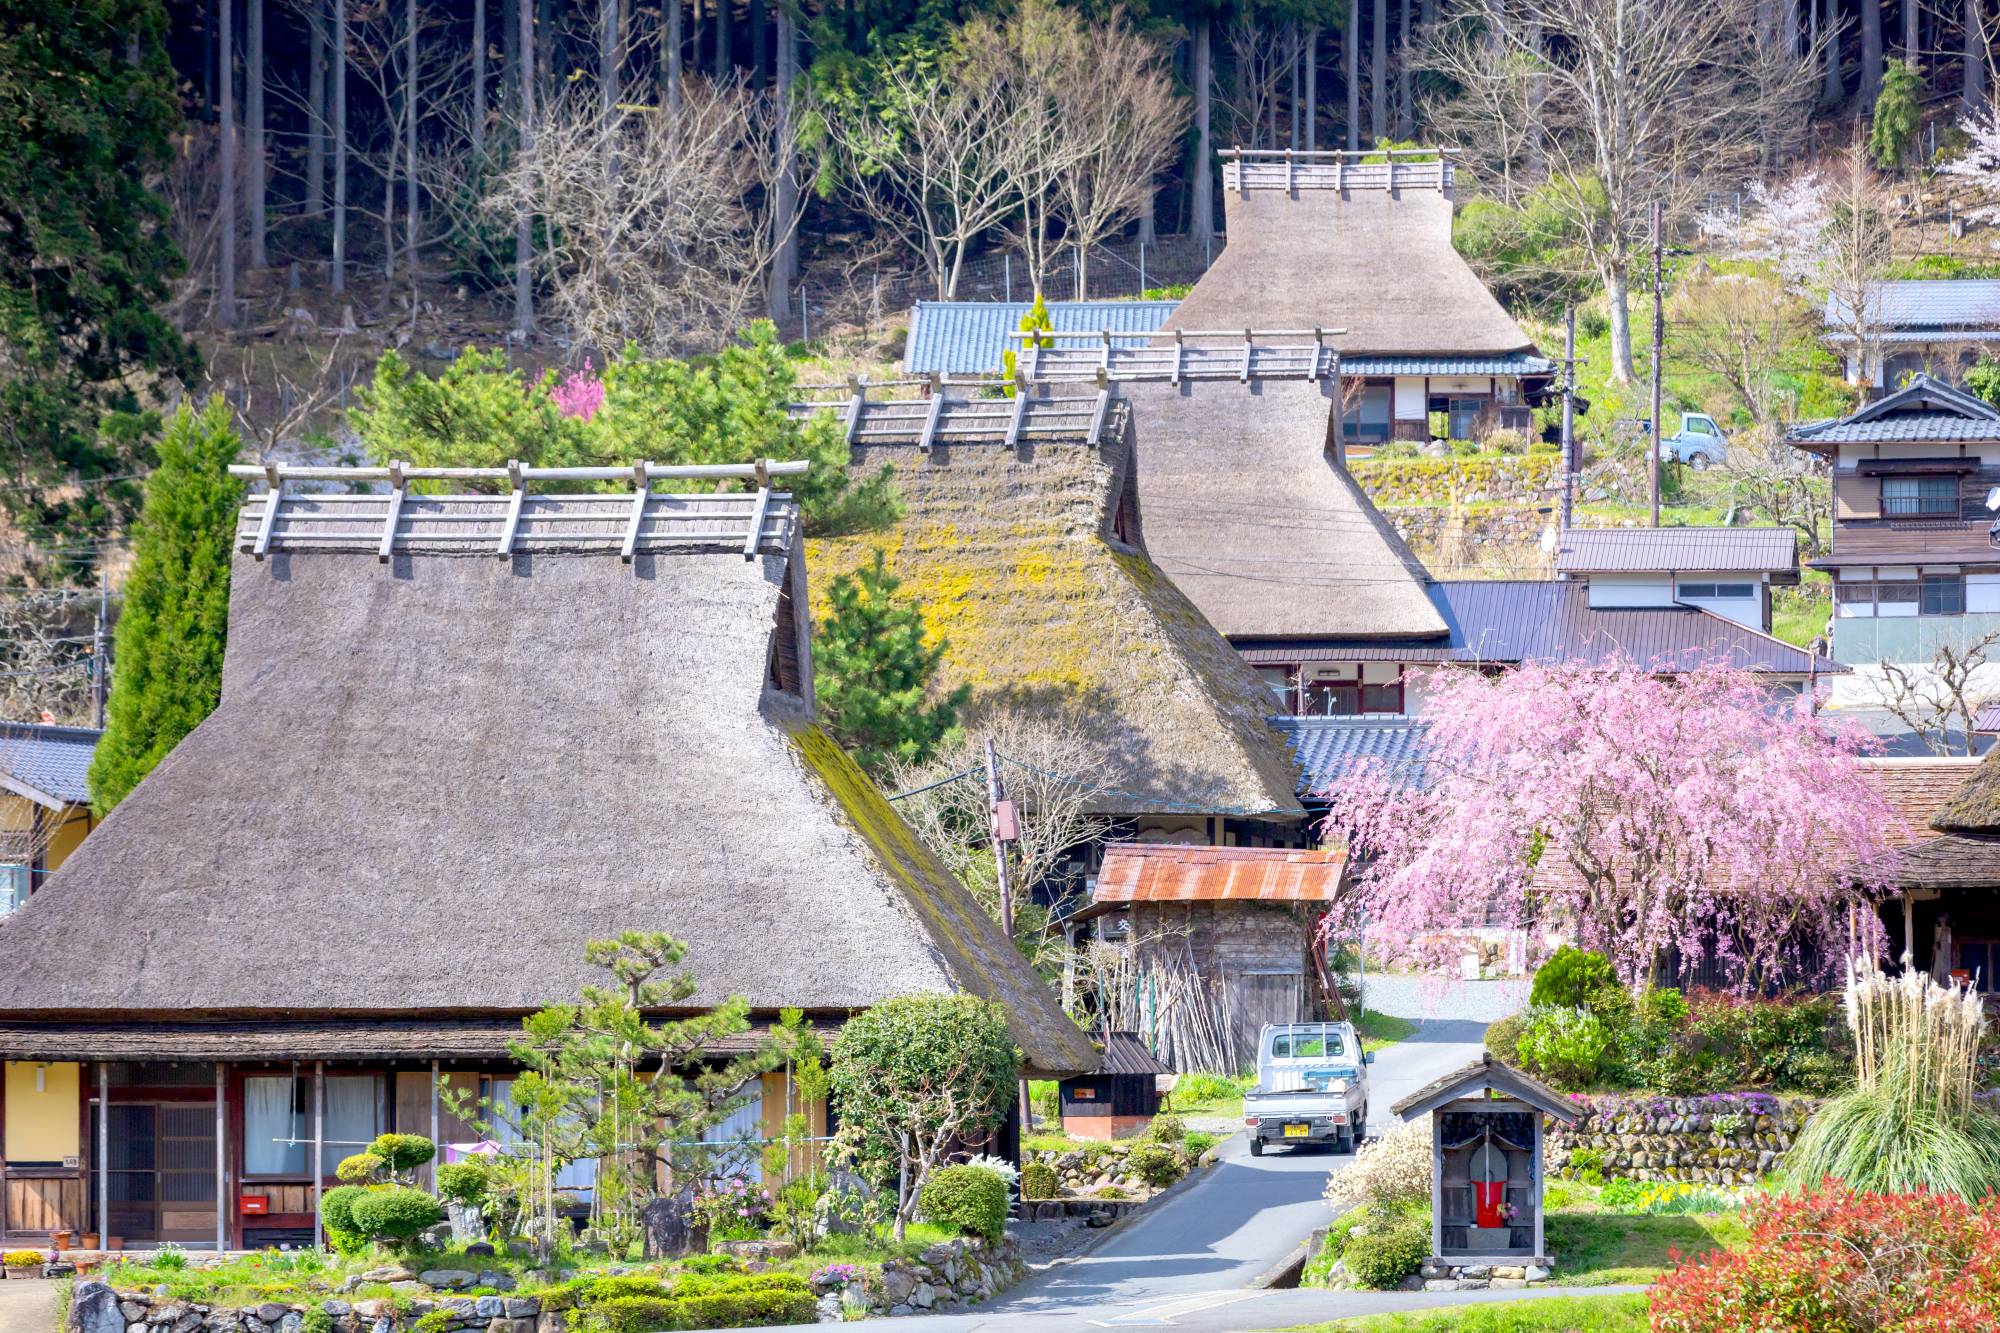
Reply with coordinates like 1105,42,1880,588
575,1276,814,1332
1030,1080,1060,1125
1341,1208,1430,1289
1145,1113,1186,1144
578,1277,672,1303
1184,1131,1218,1160
1516,1005,1611,1088
1125,1141,1187,1189
917,1165,1009,1242
1562,1147,1606,1186
319,1185,370,1255
583,1296,679,1333
336,1152,386,1184
1020,1161,1058,1200
1172,1071,1249,1106
369,1133,437,1176
348,1186,444,1243
1530,947,1616,1009
1484,1012,1527,1063
409,1313,451,1333
434,1161,490,1206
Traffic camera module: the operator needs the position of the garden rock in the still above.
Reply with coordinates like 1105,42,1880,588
319,1303,350,1318
68,1281,126,1333
638,1189,701,1258
472,1298,503,1319
418,1271,476,1290
878,1270,917,1305
360,1269,412,1284
462,1243,496,1259
912,1283,936,1310
120,1303,150,1324
1525,1265,1551,1282
476,1273,514,1292
255,1305,291,1325
713,1239,797,1262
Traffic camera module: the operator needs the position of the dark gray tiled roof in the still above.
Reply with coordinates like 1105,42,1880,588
1790,414,2000,443
0,723,99,805
1555,527,1796,574
1790,374,2000,446
1235,581,1840,675
1827,280,2000,331
1274,717,1433,796
903,300,1180,375
1338,353,1555,376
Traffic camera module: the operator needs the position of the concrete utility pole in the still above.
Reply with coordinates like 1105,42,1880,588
1649,199,1664,528
92,569,107,728
984,737,1031,1154
1559,305,1578,534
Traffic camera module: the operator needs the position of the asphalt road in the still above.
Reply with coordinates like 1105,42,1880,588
881,1017,1503,1330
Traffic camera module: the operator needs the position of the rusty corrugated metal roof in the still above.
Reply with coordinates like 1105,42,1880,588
1554,527,1797,575
1084,841,1347,917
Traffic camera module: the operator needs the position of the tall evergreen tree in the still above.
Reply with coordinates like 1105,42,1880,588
0,0,196,574
89,399,241,815
813,550,967,772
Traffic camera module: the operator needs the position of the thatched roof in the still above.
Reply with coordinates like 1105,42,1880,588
0,513,1095,1076
1929,745,2000,836
1117,379,1446,639
804,417,1304,820
1164,184,1535,355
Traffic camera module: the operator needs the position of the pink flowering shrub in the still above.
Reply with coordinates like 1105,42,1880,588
551,358,605,421
1321,659,1897,991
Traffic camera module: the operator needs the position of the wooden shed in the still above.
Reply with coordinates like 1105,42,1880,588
1390,1053,1579,1267
1059,1033,1171,1140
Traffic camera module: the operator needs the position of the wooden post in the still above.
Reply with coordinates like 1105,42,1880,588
1649,200,1663,528
96,1062,108,1249
429,1061,440,1190
1532,1112,1545,1260
313,1061,325,1249
214,1064,227,1251
1430,1114,1443,1260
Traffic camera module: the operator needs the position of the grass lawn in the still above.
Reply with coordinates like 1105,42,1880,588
1770,570,1831,649
1293,1292,1650,1331
1354,1008,1418,1054
1545,1210,1746,1285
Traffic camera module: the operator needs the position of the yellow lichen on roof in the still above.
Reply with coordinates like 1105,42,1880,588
805,439,1304,816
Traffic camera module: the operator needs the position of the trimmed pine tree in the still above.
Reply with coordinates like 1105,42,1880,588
813,550,967,771
88,398,242,815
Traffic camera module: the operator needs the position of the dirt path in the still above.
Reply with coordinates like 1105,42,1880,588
0,1280,54,1333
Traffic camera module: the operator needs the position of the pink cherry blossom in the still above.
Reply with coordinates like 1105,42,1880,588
551,358,605,421
1320,659,1901,992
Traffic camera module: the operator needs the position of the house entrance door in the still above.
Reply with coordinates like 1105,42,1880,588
92,1103,217,1245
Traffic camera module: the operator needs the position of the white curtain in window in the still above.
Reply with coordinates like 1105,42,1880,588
708,1082,764,1183
321,1075,382,1177
244,1076,306,1175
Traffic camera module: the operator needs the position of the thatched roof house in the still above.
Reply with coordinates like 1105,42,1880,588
1119,378,1447,640
1164,154,1537,358
803,395,1304,830
1855,754,2000,995
0,469,1093,1077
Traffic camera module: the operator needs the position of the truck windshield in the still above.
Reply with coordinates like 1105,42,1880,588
1270,1031,1346,1059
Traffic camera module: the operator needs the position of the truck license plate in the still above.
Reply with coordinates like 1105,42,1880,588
1283,1122,1311,1138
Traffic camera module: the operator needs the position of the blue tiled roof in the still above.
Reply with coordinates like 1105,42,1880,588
903,300,1180,375
0,723,100,805
1338,352,1556,376
1273,717,1433,797
1827,280,2000,331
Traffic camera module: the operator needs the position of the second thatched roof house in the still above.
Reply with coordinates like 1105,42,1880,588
0,461,1093,1252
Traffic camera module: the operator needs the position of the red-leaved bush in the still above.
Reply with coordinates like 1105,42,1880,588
1649,1180,2000,1331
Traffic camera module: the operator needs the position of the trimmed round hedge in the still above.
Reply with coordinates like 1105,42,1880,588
348,1185,444,1242
919,1164,1009,1242
1342,1214,1430,1289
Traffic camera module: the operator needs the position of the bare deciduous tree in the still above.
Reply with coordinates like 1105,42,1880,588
1670,264,1817,424
0,596,96,726
1873,631,2000,757
886,710,1114,973
1717,427,1832,556
816,58,1023,299
490,79,798,353
1432,0,1819,382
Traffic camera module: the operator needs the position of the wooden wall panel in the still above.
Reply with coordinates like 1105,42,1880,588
4,1176,84,1234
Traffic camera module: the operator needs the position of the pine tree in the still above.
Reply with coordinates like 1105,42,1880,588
89,399,242,815
813,550,967,771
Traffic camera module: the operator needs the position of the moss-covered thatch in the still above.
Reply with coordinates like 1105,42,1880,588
1931,747,2000,835
806,429,1303,819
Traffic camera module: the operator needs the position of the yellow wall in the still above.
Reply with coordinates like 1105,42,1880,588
759,1073,828,1180
4,1061,80,1163
45,808,92,871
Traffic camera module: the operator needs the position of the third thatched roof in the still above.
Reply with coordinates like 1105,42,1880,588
806,413,1304,820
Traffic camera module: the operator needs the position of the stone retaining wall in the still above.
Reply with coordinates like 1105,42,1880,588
1545,1093,1820,1185
823,1237,1021,1320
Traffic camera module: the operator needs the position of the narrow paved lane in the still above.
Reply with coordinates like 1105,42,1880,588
881,1015,1497,1329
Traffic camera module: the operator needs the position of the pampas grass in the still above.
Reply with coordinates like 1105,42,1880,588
1785,956,2000,1198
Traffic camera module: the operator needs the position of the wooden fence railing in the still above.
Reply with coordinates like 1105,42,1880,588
1219,147,1457,195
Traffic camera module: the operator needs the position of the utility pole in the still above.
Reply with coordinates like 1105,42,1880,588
983,737,1030,1155
1559,305,1578,534
92,568,107,729
984,737,1016,937
1649,199,1664,528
